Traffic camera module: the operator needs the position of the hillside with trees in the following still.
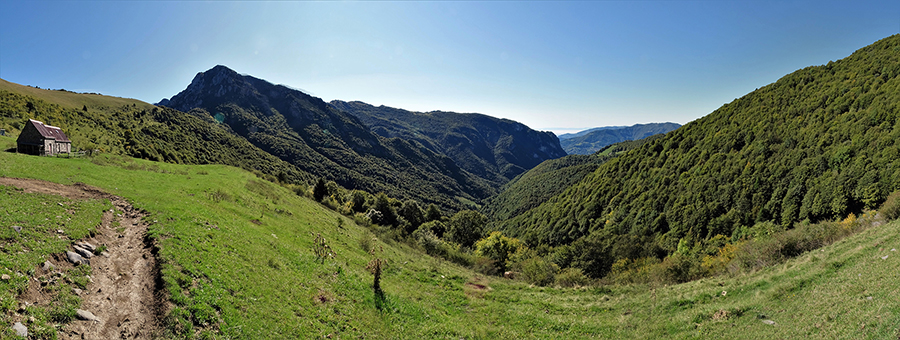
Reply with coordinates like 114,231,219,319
494,34,900,279
482,135,665,221
330,100,566,186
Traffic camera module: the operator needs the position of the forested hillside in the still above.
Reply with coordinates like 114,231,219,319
482,135,665,221
496,34,900,278
160,66,495,211
559,122,681,155
330,100,565,186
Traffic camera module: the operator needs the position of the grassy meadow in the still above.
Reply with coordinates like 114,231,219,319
1,143,899,339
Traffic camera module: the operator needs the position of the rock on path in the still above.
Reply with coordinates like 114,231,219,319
12,322,28,337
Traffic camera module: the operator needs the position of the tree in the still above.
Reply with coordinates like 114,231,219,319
313,177,328,202
372,192,397,226
349,190,369,213
424,203,443,222
398,200,425,234
475,231,524,272
446,210,487,248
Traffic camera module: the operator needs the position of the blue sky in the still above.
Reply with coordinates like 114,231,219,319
1,1,898,134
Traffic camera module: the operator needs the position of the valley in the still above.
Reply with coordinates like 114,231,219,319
1,34,900,339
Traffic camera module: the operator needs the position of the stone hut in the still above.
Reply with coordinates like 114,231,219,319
16,119,72,156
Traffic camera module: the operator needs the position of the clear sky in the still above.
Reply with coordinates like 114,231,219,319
1,1,898,134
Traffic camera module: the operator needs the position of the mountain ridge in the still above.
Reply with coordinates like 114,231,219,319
329,100,566,186
160,66,499,211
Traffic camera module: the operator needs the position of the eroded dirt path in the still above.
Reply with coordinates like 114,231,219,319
0,177,162,339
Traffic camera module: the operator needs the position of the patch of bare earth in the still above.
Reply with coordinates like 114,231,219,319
0,177,163,339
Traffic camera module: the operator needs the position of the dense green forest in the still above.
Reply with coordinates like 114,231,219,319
330,100,565,186
482,135,665,221
559,122,681,155
160,66,500,212
494,34,900,279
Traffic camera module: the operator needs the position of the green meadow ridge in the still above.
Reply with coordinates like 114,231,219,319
0,78,311,185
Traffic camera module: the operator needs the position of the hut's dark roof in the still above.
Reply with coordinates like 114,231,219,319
29,119,71,142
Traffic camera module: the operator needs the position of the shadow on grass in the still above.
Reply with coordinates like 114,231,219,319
374,287,387,311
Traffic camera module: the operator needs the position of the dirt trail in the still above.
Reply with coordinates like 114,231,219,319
0,178,162,339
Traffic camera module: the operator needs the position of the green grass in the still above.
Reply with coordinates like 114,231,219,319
0,78,153,112
2,152,899,339
0,175,110,340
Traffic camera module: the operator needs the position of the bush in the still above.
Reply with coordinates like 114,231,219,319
650,253,701,284
555,267,591,288
514,256,558,286
411,228,472,266
417,220,446,238
880,191,900,221
353,213,371,228
474,231,524,273
472,256,500,276
358,234,375,253
609,257,660,285
446,210,486,248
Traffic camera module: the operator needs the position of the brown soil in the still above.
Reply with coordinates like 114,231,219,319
0,177,163,339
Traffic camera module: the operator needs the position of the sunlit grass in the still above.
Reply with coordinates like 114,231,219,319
2,151,898,339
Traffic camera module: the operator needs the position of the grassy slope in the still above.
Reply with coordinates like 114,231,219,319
0,158,110,339
0,79,153,111
2,148,898,338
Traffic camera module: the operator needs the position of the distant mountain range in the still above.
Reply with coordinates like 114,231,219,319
558,123,681,155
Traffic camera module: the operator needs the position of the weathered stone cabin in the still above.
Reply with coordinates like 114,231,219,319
16,119,72,156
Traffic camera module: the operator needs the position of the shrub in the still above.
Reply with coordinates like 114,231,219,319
411,228,472,266
472,256,500,276
446,210,487,249
880,191,900,221
609,257,660,285
650,253,700,284
313,177,327,202
555,267,591,288
700,242,739,276
353,213,371,228
474,231,524,273
514,256,558,286
358,234,375,253
417,220,447,238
